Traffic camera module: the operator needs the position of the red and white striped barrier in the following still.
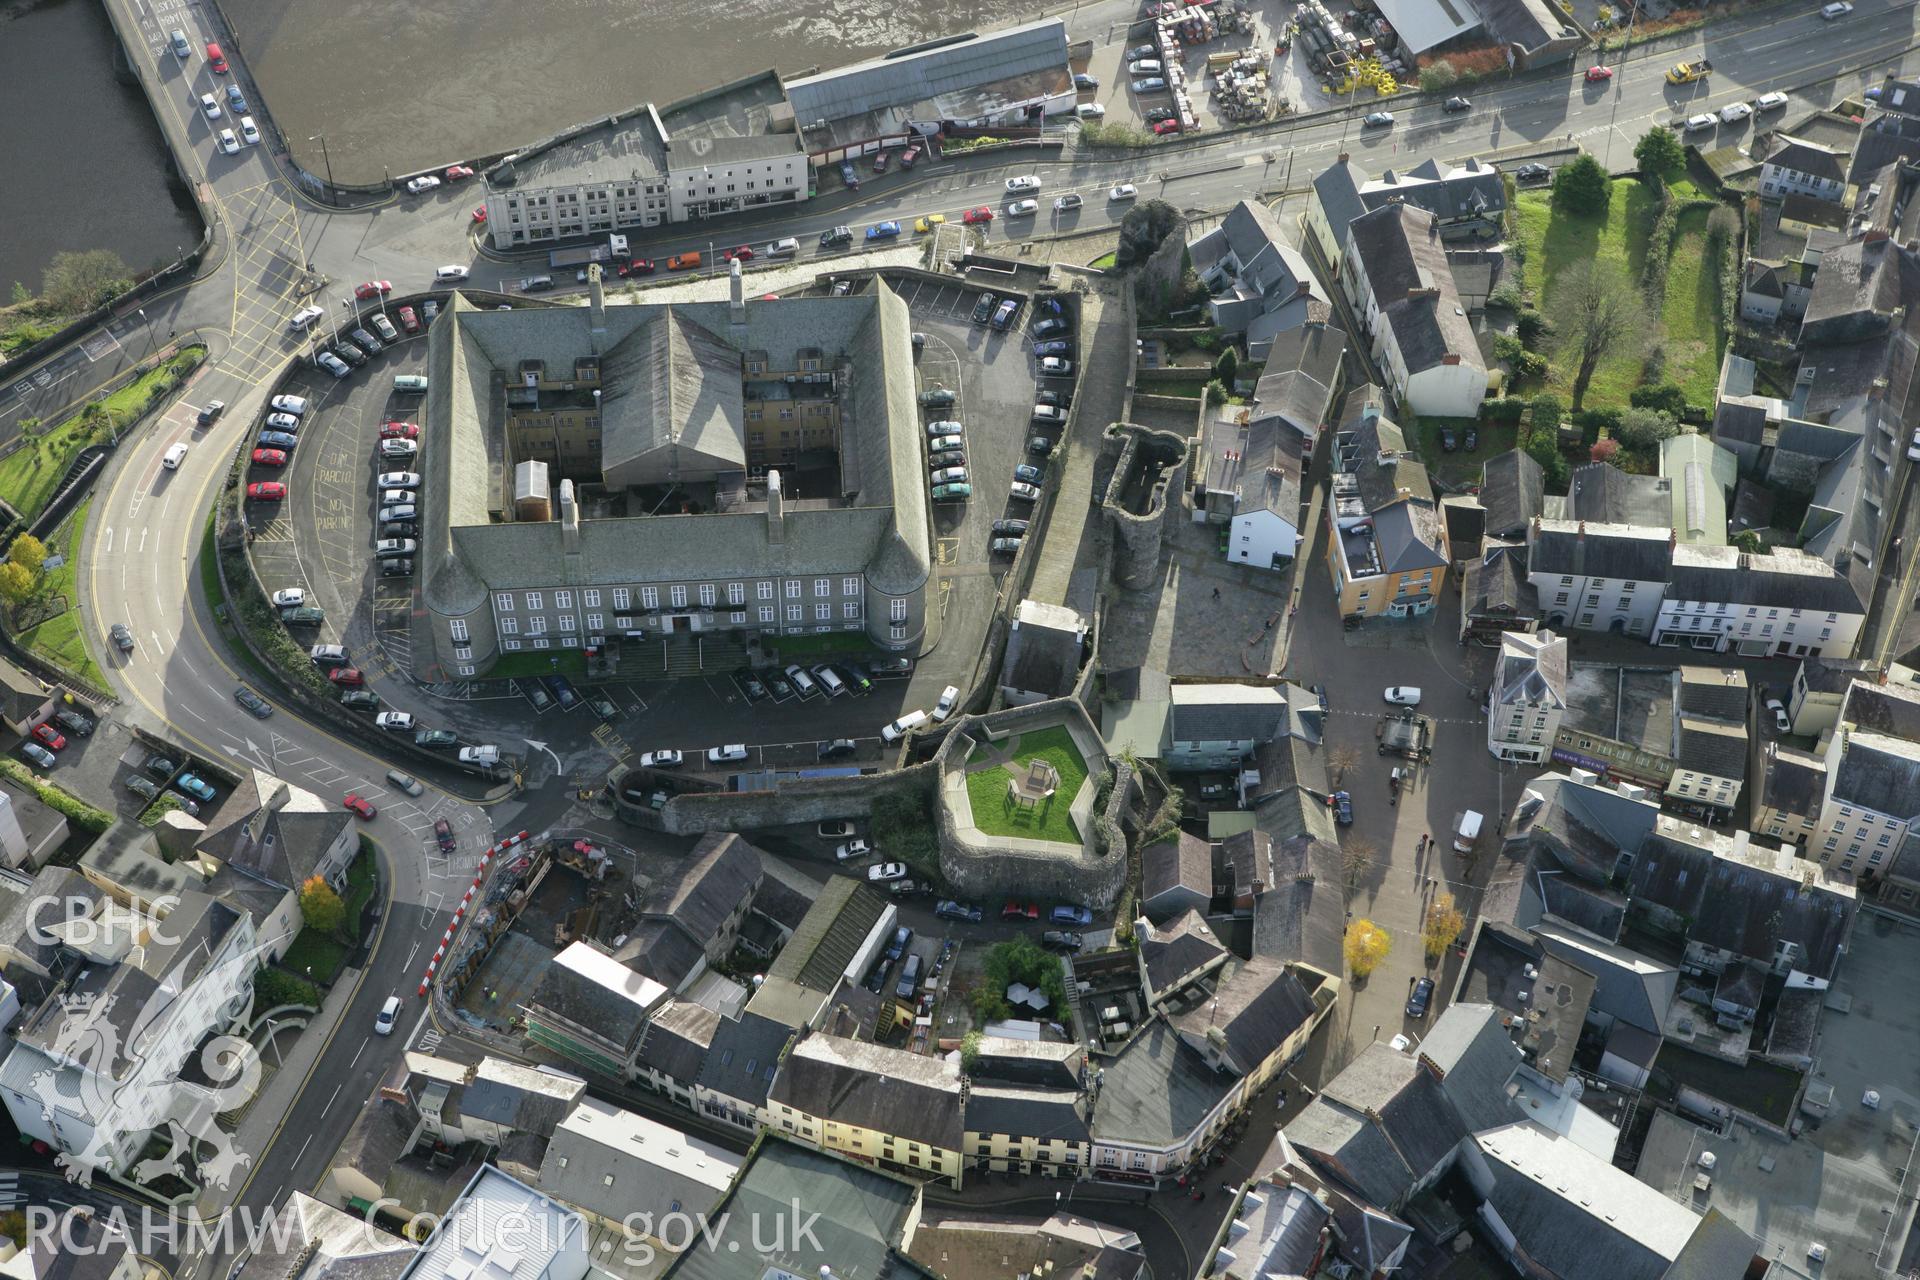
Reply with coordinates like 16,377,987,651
417,830,531,995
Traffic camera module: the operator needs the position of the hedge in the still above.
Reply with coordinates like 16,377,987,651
0,757,111,832
1483,398,1528,424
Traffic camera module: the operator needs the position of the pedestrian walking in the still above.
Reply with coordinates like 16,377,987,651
1212,586,1221,599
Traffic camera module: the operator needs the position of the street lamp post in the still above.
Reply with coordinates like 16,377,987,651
308,134,336,206
137,308,155,361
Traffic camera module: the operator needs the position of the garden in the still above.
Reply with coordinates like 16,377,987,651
278,842,379,986
963,724,1090,844
11,499,105,689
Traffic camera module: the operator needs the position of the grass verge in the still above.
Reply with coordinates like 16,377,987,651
15,497,106,690
1660,207,1728,405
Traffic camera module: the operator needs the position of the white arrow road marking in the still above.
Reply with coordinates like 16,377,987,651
525,738,562,769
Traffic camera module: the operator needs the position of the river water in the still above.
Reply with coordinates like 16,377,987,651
0,0,202,303
221,0,1037,185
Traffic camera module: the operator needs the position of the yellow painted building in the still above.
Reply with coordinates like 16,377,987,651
766,1033,966,1188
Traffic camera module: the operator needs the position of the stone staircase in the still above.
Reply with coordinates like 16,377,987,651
614,633,749,680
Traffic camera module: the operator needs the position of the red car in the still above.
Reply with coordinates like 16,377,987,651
1001,900,1039,921
251,448,287,467
328,668,365,687
354,280,392,300
724,245,755,262
962,206,994,225
901,144,922,169
445,165,475,180
1152,119,1182,135
205,41,228,73
618,258,656,277
871,151,890,174
1584,65,1614,81
247,482,287,501
398,306,420,333
343,793,376,819
472,206,488,224
380,422,420,440
31,724,65,751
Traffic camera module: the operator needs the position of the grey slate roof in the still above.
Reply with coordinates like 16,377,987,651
1665,544,1864,613
1530,924,1676,1034
615,919,709,991
459,1058,585,1137
1345,203,1483,377
1249,835,1344,975
1142,832,1215,908
1762,135,1847,183
644,832,762,943
636,1000,721,1085
1829,727,1920,813
784,17,1070,124
964,1085,1090,1143
1250,322,1347,438
769,1033,964,1151
1759,744,1826,821
1141,909,1229,996
1675,721,1748,782
696,1011,793,1108
1552,462,1673,528
1479,450,1544,539
1168,682,1290,745
1528,519,1674,583
536,1097,738,1228
1677,667,1749,722
1171,956,1316,1074
1416,1003,1523,1134
1319,1042,1470,1176
1463,544,1538,622
1088,1018,1234,1147
1492,630,1567,709
1286,1094,1419,1209
1312,158,1371,254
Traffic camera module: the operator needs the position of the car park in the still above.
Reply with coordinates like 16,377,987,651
1152,119,1182,135
264,412,301,433
1074,72,1099,89
707,744,749,763
145,754,176,779
255,431,298,453
763,670,795,701
1144,107,1177,123
21,744,54,769
279,607,324,626
935,900,983,923
1032,318,1069,338
867,862,908,882
992,299,1021,330
332,341,366,366
1438,426,1458,452
1384,686,1422,705
784,665,819,699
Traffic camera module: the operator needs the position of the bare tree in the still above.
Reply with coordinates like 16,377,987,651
1550,261,1645,411
1327,744,1360,785
1341,838,1377,892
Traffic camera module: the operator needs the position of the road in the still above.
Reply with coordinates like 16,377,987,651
15,0,1920,1256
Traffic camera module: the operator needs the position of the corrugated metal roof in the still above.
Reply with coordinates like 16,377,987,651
786,19,1070,124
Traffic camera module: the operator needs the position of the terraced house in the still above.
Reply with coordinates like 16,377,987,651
418,275,929,679
1326,387,1449,617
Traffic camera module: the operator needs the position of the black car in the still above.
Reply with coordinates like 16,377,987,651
52,709,93,736
1516,163,1551,182
233,686,273,719
1036,389,1071,408
865,655,914,679
1438,426,1458,452
1042,930,1084,951
541,674,579,710
110,623,134,651
970,293,997,324
196,400,226,427
588,693,619,720
516,679,553,713
1464,426,1479,451
1443,95,1471,112
935,899,983,923
145,754,176,779
1406,976,1435,1019
764,671,795,701
1028,435,1056,456
416,728,459,748
929,449,966,468
819,225,854,247
884,925,914,963
817,738,858,760
992,518,1031,535
918,387,957,408
380,558,413,577
1329,790,1352,824
1032,318,1069,339
732,670,769,703
340,690,380,711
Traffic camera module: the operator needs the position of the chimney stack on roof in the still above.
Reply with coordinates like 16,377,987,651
559,480,581,555
730,259,746,325
766,469,786,545
588,265,607,352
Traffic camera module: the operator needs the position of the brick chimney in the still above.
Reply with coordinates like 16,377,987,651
1440,353,1462,366
1407,287,1441,302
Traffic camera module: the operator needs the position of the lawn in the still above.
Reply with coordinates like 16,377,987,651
15,497,107,690
0,348,203,521
1413,418,1519,485
1090,251,1117,269
342,842,378,930
280,930,348,985
963,724,1090,845
1660,207,1730,405
483,647,588,678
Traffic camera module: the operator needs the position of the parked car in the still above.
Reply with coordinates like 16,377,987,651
127,775,160,801
1049,904,1093,927
818,820,856,839
1014,463,1045,483
247,482,287,501
1038,356,1073,376
435,819,457,852
1042,931,1084,951
415,729,459,748
406,175,442,195
817,738,858,760
176,773,216,802
935,900,983,923
1406,976,1435,1018
1720,101,1753,123
144,754,177,779
1131,77,1167,93
931,685,961,722
918,387,957,408
1330,790,1353,824
1028,435,1056,455
1384,686,1423,706
867,862,908,883
1002,901,1039,921
639,749,684,768
344,793,377,819
374,712,415,732
1766,698,1790,732
1438,426,1458,452
21,744,54,769
1515,163,1551,182
31,724,65,751
1010,481,1042,502
1755,91,1790,111
328,668,365,687
895,953,923,998
836,839,873,861
706,744,749,763
1363,111,1395,127
52,709,93,736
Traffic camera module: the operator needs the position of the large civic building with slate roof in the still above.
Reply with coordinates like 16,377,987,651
418,276,930,677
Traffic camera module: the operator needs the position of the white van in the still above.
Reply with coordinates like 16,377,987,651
1453,809,1484,853
374,996,400,1036
162,443,189,470
882,709,929,743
